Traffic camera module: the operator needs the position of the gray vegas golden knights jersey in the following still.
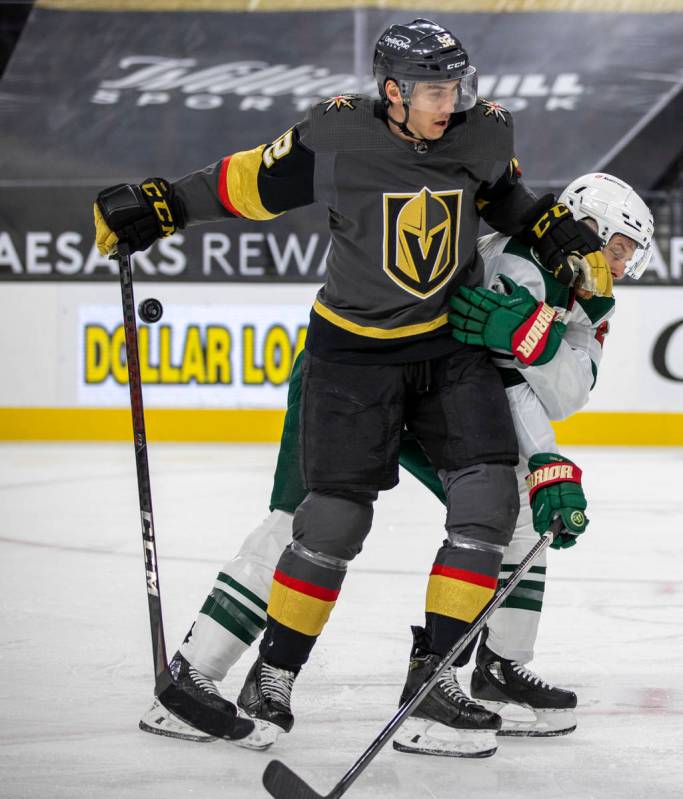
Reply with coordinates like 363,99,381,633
174,95,538,363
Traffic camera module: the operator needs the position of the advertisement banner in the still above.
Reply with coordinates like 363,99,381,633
1,7,682,283
78,302,309,407
589,287,683,411
70,287,683,412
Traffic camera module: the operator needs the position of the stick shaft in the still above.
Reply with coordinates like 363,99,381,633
117,243,168,691
332,526,557,796
264,523,559,799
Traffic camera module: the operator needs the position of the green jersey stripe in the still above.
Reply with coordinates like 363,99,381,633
498,564,547,575
213,587,266,630
201,588,266,641
500,596,544,613
498,578,546,593
213,578,268,623
216,571,269,612
200,595,258,646
506,585,545,602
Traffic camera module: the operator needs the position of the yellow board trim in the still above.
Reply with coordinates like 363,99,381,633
268,579,335,637
551,412,683,447
0,408,285,442
226,145,281,222
37,1,683,14
313,299,449,340
1,409,682,445
426,574,495,623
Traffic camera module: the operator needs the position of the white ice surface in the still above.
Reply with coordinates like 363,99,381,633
1,443,682,799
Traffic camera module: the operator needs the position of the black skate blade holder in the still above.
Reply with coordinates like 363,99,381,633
263,519,562,799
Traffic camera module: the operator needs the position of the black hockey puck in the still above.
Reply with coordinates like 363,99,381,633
138,297,164,324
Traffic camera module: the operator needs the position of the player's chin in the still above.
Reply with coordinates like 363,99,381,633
427,120,449,139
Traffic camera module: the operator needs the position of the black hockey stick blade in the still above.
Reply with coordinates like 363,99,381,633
263,760,334,799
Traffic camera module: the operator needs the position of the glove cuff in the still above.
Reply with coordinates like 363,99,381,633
518,193,557,228
510,301,558,364
526,459,583,501
140,177,185,234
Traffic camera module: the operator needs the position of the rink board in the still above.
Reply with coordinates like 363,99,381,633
1,4,682,444
0,283,681,444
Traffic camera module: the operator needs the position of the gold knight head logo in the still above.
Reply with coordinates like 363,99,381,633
383,187,462,298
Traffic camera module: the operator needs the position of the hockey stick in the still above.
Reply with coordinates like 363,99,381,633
116,242,170,696
263,518,562,799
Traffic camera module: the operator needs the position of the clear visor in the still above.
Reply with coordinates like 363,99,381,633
604,231,653,280
623,242,653,279
407,68,478,114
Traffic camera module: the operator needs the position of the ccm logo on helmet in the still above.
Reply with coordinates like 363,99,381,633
447,60,466,70
382,34,410,49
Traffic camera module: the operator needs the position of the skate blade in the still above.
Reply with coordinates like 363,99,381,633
479,700,577,737
230,711,284,751
139,698,217,743
392,717,497,758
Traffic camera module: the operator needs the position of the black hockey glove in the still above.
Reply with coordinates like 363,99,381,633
94,177,184,256
519,194,613,297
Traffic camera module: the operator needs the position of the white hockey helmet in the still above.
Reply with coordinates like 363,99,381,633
559,172,654,279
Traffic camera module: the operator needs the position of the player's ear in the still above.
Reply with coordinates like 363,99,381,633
385,79,401,105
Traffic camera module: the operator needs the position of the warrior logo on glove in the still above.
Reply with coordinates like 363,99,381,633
449,275,566,366
526,452,589,550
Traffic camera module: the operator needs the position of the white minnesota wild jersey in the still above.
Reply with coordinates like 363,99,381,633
476,233,616,421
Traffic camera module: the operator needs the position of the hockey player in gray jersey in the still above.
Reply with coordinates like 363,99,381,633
134,172,653,752
95,19,615,756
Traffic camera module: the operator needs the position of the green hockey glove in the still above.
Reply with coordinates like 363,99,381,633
94,177,184,256
449,275,566,365
526,452,588,550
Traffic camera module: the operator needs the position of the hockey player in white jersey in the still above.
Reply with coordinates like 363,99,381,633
443,172,654,737
139,172,653,747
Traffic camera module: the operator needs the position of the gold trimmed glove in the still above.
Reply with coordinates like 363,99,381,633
94,177,183,256
520,194,613,297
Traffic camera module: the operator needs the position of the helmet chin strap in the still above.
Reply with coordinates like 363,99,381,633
386,102,430,152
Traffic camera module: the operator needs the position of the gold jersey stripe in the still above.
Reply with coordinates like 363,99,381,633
268,579,336,637
426,574,495,623
225,145,281,222
313,300,449,340
37,1,683,14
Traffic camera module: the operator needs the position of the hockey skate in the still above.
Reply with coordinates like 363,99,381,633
139,651,273,749
392,627,501,758
470,631,577,737
235,655,298,749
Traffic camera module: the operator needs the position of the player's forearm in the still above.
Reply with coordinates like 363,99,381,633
95,126,317,256
479,179,538,237
174,161,238,225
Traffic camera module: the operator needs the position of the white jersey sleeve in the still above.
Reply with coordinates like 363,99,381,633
506,382,559,463
476,233,616,421
523,292,614,420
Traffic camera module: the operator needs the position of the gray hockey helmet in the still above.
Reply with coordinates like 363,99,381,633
373,18,478,112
